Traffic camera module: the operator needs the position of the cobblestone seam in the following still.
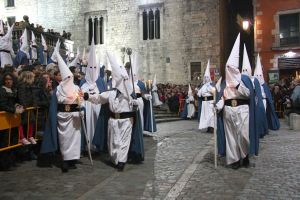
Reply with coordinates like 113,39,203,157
164,138,214,199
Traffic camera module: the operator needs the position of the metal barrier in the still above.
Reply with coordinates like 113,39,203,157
0,107,47,152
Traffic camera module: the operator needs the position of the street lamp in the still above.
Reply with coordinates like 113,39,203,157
242,19,250,31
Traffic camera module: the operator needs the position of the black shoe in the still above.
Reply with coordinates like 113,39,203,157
67,160,77,170
242,155,250,168
207,127,214,133
116,162,125,171
61,161,69,173
229,161,240,170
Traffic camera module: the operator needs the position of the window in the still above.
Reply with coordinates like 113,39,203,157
190,62,201,81
143,8,160,40
279,13,300,46
88,16,104,45
7,16,15,26
6,0,14,7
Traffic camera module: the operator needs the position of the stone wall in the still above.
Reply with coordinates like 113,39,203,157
0,0,221,84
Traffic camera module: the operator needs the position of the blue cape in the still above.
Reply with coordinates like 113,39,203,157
143,97,157,132
241,75,259,155
79,77,107,93
216,80,226,156
262,83,280,130
40,90,58,153
253,78,268,138
39,46,49,66
14,50,29,66
137,80,147,93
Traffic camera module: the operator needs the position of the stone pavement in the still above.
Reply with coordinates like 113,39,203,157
0,120,299,200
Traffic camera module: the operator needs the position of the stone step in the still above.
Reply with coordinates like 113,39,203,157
153,109,170,114
156,117,182,123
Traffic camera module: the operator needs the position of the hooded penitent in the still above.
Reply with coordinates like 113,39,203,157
50,39,60,64
225,33,241,87
30,31,38,60
188,84,193,97
86,38,98,85
152,74,158,91
40,34,48,65
242,44,252,77
107,52,132,100
254,53,265,85
69,47,80,68
0,23,14,67
20,28,30,59
203,59,212,84
82,47,88,66
56,44,77,100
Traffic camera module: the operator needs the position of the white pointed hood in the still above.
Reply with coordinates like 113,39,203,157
152,74,158,91
85,37,99,85
254,53,265,85
225,33,241,87
56,48,77,98
0,19,4,36
0,23,14,50
0,24,14,67
69,48,80,67
20,28,30,58
107,52,133,100
82,47,88,65
242,44,252,77
131,53,141,82
41,34,47,51
203,59,211,84
188,84,193,96
30,31,38,60
50,39,60,63
31,32,37,46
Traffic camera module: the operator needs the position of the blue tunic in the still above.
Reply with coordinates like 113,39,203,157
216,80,226,156
180,96,188,119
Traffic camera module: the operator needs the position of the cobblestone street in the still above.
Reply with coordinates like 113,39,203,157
0,120,299,200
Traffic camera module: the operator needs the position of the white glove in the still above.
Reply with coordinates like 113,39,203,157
131,99,139,106
144,94,152,100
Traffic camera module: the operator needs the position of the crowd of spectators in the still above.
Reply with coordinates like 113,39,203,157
270,77,300,116
0,63,84,145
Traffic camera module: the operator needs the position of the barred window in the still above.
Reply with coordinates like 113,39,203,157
143,8,160,40
6,0,14,7
279,13,300,46
88,16,104,45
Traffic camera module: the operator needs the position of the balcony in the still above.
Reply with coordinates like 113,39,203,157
272,32,300,50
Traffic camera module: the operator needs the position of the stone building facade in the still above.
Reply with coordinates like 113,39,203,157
1,0,221,84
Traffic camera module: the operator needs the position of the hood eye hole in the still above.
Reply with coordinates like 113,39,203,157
90,67,92,68
67,76,70,79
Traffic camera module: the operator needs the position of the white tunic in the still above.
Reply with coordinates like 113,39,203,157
186,95,195,119
56,85,82,161
0,52,13,68
89,90,133,165
217,81,250,165
198,83,214,130
81,82,101,151
152,90,162,106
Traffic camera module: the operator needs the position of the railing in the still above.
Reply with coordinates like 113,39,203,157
0,107,47,152
272,32,300,49
10,21,74,55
